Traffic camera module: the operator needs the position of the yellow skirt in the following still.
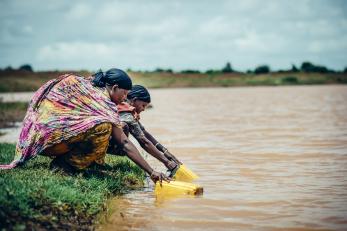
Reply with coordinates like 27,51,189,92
43,122,112,169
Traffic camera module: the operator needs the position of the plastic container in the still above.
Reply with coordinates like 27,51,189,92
155,180,203,196
170,164,199,182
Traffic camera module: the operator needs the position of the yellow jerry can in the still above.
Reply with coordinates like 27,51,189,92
170,164,199,182
155,180,203,196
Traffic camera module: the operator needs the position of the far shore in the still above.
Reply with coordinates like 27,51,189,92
0,70,346,93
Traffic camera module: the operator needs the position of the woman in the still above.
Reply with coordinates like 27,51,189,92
109,85,182,173
0,69,169,183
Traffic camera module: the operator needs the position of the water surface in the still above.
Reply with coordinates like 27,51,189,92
100,85,347,231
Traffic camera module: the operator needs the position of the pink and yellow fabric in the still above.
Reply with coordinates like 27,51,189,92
0,74,121,169
44,122,113,169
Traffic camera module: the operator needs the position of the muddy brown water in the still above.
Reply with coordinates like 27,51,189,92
1,86,347,230
97,85,347,231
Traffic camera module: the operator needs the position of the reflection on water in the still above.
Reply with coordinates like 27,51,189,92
98,85,347,231
23,85,347,231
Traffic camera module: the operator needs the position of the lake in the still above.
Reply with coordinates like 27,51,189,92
99,85,347,231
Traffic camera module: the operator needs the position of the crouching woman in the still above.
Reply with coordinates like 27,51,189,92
109,85,182,173
0,69,168,183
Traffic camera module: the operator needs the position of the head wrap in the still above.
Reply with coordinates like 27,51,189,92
127,85,151,103
92,68,132,90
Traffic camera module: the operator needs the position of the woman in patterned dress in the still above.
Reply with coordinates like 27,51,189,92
0,68,169,183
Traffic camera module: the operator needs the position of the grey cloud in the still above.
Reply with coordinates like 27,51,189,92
0,0,346,71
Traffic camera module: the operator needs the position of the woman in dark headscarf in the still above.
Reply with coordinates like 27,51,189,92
109,85,182,172
0,69,169,183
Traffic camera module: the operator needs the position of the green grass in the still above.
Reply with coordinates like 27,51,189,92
130,72,347,88
0,143,146,230
0,70,90,92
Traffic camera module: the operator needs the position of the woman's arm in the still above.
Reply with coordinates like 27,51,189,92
140,123,182,165
140,123,160,148
121,113,177,170
137,135,177,171
111,125,169,182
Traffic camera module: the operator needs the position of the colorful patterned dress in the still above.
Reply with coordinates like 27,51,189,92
0,74,121,169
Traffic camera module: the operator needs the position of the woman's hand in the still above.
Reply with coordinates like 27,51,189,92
112,126,155,176
150,170,171,184
165,160,178,171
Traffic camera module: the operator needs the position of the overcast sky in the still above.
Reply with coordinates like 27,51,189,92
0,0,346,72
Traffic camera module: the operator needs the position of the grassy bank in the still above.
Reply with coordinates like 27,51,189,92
0,101,28,128
0,70,346,92
0,143,146,230
130,71,347,88
0,70,90,92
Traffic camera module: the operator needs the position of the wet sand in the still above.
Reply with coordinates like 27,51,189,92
99,85,347,231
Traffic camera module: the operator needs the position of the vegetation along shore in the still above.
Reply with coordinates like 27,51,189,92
0,62,346,92
0,143,145,230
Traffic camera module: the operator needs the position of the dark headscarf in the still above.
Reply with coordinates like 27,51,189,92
92,68,132,90
127,85,151,103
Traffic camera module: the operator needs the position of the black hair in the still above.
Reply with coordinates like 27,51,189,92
92,68,132,90
127,85,151,103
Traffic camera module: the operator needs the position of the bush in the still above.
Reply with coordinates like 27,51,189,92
154,68,173,73
222,62,233,73
154,68,165,73
4,66,14,71
180,69,200,74
254,65,270,74
291,64,299,72
301,62,314,72
166,69,173,73
19,64,34,72
301,62,329,73
205,69,221,74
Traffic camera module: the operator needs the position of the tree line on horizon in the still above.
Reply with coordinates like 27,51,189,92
1,62,347,75
150,62,347,75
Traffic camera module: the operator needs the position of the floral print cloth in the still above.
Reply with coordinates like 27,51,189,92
0,74,120,169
